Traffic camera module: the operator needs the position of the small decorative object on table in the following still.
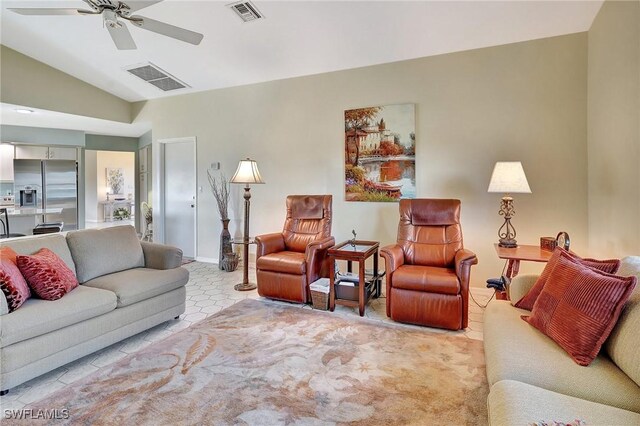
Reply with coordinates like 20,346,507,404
309,278,330,310
540,236,557,252
556,231,570,251
348,229,357,247
113,207,130,221
208,170,233,270
221,253,239,272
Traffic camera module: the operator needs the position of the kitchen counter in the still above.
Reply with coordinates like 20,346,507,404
2,207,63,216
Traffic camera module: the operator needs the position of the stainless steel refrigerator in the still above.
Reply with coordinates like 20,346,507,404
13,159,78,231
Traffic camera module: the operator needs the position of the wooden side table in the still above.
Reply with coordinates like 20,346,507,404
494,244,552,299
328,240,380,316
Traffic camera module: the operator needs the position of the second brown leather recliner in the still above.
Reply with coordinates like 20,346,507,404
255,195,335,303
381,198,478,330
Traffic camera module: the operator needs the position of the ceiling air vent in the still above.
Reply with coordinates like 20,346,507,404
125,63,189,92
227,1,264,22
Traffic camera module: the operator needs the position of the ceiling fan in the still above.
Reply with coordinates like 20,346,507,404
8,0,204,50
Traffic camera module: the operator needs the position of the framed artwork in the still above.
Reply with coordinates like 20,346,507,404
106,167,124,195
344,103,416,202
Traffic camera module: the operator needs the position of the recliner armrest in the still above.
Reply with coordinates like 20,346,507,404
305,236,336,282
380,244,405,274
255,233,286,259
454,248,478,279
141,241,183,270
381,244,405,317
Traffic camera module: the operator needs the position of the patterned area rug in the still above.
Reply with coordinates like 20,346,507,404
18,299,488,425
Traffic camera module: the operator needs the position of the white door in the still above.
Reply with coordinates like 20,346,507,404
163,140,196,258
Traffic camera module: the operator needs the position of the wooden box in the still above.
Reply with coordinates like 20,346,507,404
540,237,557,252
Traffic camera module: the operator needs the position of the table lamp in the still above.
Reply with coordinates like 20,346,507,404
487,161,531,248
230,158,265,291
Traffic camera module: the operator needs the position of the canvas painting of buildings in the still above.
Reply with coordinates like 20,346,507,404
344,104,416,202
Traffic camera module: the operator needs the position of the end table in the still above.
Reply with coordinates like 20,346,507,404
328,240,381,316
494,244,552,299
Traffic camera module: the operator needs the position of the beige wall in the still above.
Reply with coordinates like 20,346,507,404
0,45,131,123
587,0,640,258
133,33,589,286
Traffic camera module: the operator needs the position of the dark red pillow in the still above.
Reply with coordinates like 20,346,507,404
515,248,620,310
0,247,31,312
522,250,636,366
17,248,78,301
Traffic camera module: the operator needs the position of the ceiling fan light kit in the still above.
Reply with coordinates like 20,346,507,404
8,0,204,50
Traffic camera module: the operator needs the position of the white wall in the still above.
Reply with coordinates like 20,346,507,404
84,150,98,222
134,33,589,286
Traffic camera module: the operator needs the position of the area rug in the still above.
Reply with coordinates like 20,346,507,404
18,299,488,425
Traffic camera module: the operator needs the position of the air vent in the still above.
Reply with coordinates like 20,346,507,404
125,63,189,92
227,1,264,22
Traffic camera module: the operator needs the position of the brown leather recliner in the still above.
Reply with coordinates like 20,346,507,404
255,195,335,303
381,199,478,330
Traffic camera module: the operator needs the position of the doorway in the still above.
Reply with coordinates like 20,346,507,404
160,137,197,259
84,150,136,229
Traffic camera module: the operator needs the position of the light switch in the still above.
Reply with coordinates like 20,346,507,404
210,162,220,170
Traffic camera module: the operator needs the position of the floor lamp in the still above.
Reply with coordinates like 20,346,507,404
230,158,265,291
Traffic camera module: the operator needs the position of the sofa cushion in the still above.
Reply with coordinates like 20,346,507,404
0,247,30,312
0,234,76,274
18,248,77,301
515,248,620,310
488,380,640,426
83,267,189,308
66,226,145,283
392,265,460,295
523,252,636,366
0,285,116,348
257,251,306,275
606,256,640,388
484,300,640,413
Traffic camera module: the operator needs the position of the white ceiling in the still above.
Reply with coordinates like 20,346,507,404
1,0,603,104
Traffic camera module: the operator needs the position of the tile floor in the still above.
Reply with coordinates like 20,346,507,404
0,261,494,411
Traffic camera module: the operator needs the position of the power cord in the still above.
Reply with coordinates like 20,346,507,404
469,260,509,309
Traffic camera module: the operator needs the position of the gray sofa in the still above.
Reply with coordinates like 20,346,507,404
0,225,188,394
483,257,640,425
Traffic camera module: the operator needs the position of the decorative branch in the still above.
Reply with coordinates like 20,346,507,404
207,170,230,220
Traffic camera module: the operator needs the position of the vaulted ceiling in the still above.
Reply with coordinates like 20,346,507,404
1,1,603,103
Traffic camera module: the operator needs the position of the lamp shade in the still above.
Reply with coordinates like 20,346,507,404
487,161,531,193
230,158,265,184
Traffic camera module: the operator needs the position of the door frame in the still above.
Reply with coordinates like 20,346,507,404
154,136,198,258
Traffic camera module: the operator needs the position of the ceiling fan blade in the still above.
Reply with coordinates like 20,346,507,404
106,21,137,50
130,15,203,45
125,1,164,13
8,8,84,16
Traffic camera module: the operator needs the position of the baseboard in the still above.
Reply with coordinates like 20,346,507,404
196,256,218,264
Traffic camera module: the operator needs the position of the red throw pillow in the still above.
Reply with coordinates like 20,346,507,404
522,251,636,366
0,247,31,312
17,248,78,301
515,248,620,310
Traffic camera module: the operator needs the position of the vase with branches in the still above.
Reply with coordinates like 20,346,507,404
208,170,233,270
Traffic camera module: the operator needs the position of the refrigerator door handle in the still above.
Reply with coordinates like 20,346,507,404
41,161,46,224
